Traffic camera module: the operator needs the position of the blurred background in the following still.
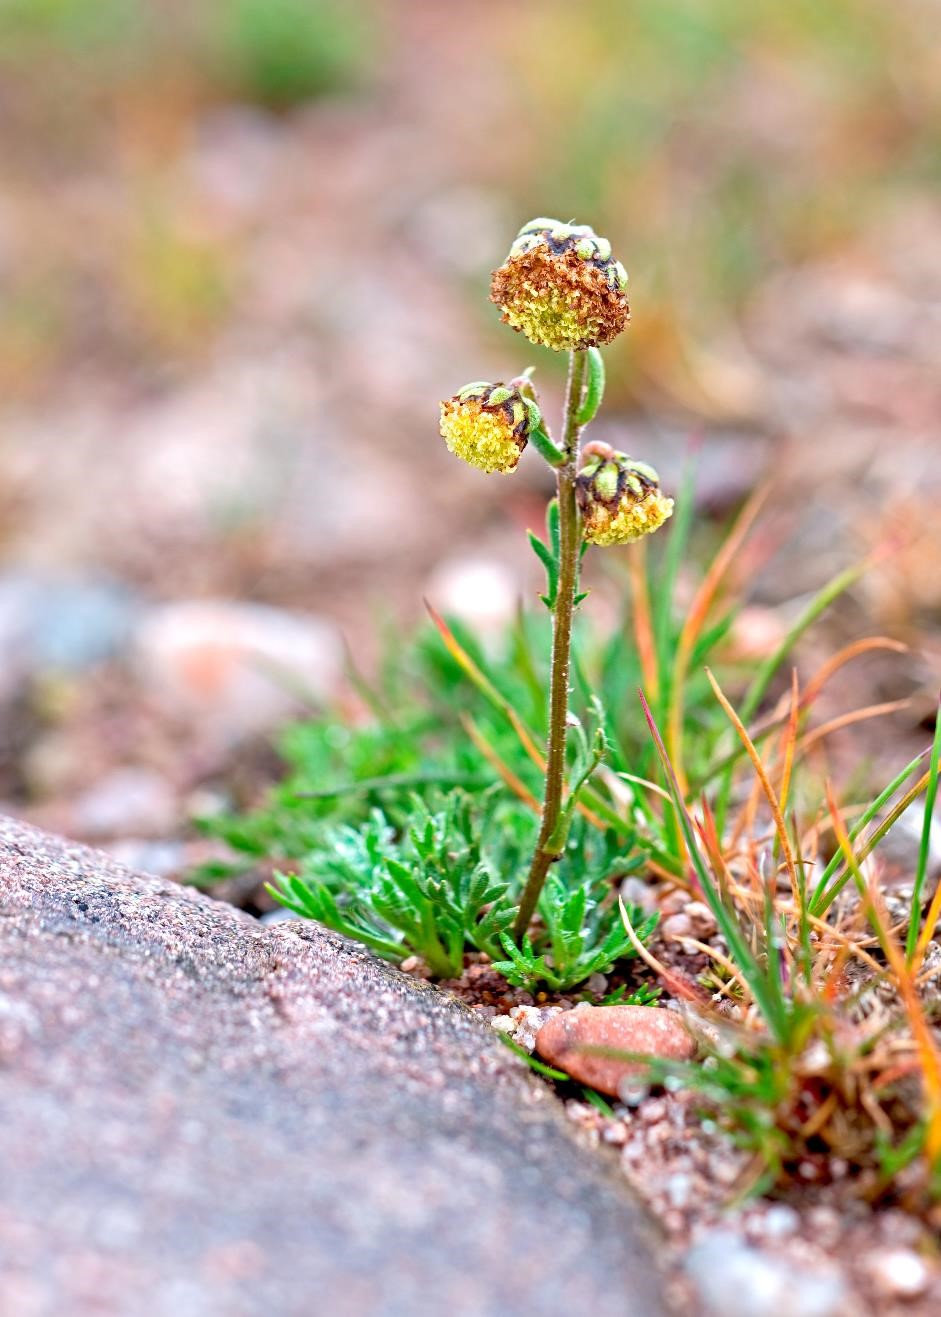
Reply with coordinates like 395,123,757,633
1,0,939,872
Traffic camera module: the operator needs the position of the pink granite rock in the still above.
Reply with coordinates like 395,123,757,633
0,817,667,1317
535,1004,696,1097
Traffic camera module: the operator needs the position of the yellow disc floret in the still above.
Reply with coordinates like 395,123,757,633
491,218,629,352
576,444,673,546
438,381,539,475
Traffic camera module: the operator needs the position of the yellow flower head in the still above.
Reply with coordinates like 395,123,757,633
438,380,540,474
576,444,673,546
490,218,629,352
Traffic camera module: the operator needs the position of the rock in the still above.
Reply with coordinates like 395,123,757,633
0,574,138,703
504,1003,560,1052
103,837,187,879
425,556,520,639
0,818,667,1317
866,1249,931,1299
686,1229,853,1317
534,1005,696,1097
758,1205,800,1240
0,576,34,703
620,877,660,917
70,768,178,839
28,578,139,672
133,600,343,743
684,901,717,936
661,912,692,938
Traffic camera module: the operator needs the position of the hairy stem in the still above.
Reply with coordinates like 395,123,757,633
513,349,588,940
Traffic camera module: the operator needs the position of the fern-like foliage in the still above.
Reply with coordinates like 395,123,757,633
268,793,519,977
492,872,658,992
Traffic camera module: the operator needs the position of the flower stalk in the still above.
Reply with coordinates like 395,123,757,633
513,348,587,939
438,215,673,946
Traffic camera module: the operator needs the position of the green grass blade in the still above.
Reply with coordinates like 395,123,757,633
809,750,930,915
740,560,869,727
907,696,941,962
715,557,869,832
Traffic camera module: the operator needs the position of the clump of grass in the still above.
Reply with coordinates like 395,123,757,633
617,683,941,1202
201,449,919,999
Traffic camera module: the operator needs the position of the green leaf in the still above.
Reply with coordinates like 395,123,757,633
908,695,941,962
576,347,606,426
529,424,565,468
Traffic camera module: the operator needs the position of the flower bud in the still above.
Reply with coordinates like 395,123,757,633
576,443,673,545
491,218,629,352
438,380,541,474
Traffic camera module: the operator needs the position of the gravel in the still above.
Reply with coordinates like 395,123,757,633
685,1229,853,1317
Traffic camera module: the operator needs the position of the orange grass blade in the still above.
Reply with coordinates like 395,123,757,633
426,598,549,777
667,483,770,794
460,714,608,830
801,637,908,709
705,667,799,901
778,669,800,818
797,698,911,757
914,878,941,972
427,600,625,836
826,786,941,1165
813,767,934,918
729,764,767,854
618,897,707,1003
460,716,540,812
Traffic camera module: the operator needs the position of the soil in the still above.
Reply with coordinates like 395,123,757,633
429,901,941,1317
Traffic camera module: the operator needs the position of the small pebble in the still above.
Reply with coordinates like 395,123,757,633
684,901,717,935
661,913,692,938
509,1004,559,1051
534,1005,696,1097
71,768,177,840
425,558,519,639
665,1173,692,1209
867,1249,930,1299
620,877,659,916
640,1099,667,1124
133,600,342,743
660,889,688,916
760,1205,800,1240
686,1229,850,1317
